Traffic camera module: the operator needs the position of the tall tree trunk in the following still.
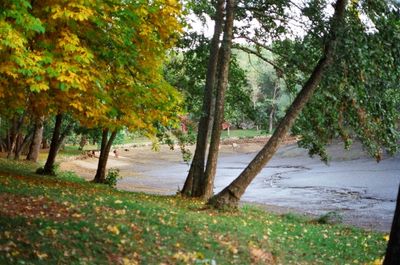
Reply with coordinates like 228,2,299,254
198,0,235,199
208,0,348,208
39,114,73,175
383,184,400,265
93,128,118,183
27,116,44,162
181,0,225,196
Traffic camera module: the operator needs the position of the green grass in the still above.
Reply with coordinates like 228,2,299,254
57,130,266,160
0,159,387,264
58,145,89,157
221,129,268,139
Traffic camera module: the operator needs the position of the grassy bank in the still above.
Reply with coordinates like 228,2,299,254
0,159,387,264
221,129,267,139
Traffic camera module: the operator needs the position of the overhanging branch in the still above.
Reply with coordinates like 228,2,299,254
232,44,284,76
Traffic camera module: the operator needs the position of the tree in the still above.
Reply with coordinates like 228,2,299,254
1,0,183,177
181,0,306,198
34,1,104,175
200,0,235,198
290,0,400,162
181,0,225,196
90,0,183,183
0,0,107,172
165,35,252,125
208,0,348,208
40,114,76,175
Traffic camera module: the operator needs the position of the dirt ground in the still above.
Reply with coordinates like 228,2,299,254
59,136,325,217
60,136,295,182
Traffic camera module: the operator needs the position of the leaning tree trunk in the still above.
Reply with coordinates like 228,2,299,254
27,116,44,162
383,184,400,265
199,0,235,199
181,0,225,196
208,0,348,209
93,129,117,183
40,114,63,175
14,132,33,160
40,114,73,175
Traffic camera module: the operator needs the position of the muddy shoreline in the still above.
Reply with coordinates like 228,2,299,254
61,138,400,232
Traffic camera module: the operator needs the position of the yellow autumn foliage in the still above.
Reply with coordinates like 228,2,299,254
1,0,183,135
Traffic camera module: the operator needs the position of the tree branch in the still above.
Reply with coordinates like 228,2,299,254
232,44,284,75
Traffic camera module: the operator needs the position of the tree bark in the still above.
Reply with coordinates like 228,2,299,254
14,132,33,160
7,114,26,159
208,0,348,208
181,0,225,196
269,80,279,133
6,120,17,159
40,114,63,175
383,184,400,265
93,129,118,183
199,0,235,199
27,116,44,162
0,138,5,152
40,114,73,175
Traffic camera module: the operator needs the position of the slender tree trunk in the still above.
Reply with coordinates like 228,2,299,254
79,135,87,150
199,0,235,199
14,132,33,160
0,138,5,152
13,133,23,158
39,114,73,175
269,80,279,133
268,109,275,133
7,120,17,159
7,114,25,158
27,116,44,162
93,128,117,183
40,114,63,175
208,0,347,208
44,140,49,149
383,184,400,265
181,0,225,196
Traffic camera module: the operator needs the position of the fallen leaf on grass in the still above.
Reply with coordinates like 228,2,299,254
35,251,48,260
116,209,126,215
122,253,140,265
122,257,139,265
249,247,274,265
369,257,384,265
216,234,239,254
72,213,82,218
173,251,198,263
107,225,120,235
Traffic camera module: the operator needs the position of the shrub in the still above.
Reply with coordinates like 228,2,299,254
105,168,121,188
